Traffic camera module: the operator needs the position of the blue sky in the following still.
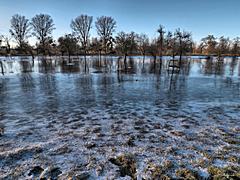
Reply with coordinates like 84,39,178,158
0,0,239,44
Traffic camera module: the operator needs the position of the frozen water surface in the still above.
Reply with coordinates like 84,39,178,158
0,56,239,179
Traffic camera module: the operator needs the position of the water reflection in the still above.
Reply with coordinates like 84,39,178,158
0,56,239,113
0,56,239,77
38,58,56,73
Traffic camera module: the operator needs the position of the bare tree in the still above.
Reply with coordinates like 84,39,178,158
31,14,55,55
9,14,31,52
136,33,149,63
115,31,136,70
90,37,102,54
90,37,102,66
71,14,93,72
95,16,116,56
1,35,12,56
166,31,178,60
195,42,205,54
175,29,192,65
157,25,165,66
201,35,218,55
58,34,78,61
149,39,159,71
231,37,240,56
217,36,230,57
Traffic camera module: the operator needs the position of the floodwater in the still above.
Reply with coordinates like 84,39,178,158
0,56,239,179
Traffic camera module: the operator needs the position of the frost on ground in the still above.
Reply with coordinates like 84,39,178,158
0,57,239,179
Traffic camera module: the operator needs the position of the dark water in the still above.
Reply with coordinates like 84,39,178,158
0,56,239,179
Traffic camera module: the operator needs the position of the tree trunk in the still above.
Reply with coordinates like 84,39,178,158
153,55,156,70
68,50,71,63
84,49,87,73
179,50,182,67
159,55,162,73
29,48,35,65
171,54,176,75
143,53,145,65
7,43,11,56
42,39,46,56
99,50,102,67
124,54,127,71
179,40,182,67
117,57,120,70
0,61,4,75
104,42,107,65
143,55,145,65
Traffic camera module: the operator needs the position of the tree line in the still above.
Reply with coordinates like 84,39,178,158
0,13,240,60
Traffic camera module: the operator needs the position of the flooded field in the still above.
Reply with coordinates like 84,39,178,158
0,56,239,179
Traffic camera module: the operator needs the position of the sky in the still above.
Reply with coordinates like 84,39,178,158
0,0,240,45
